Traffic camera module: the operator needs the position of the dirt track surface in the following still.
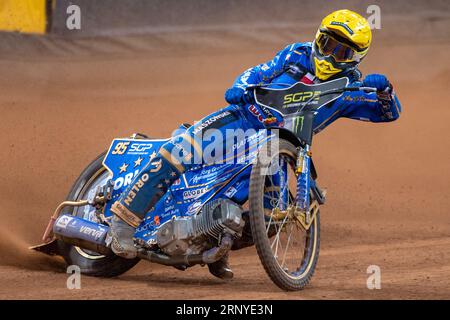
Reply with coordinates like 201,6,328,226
0,9,449,299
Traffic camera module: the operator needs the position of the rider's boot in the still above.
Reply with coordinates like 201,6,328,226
109,154,183,259
109,214,137,259
207,253,234,280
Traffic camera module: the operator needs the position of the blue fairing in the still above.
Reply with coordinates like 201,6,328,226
102,132,271,246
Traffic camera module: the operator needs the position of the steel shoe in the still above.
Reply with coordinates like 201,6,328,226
207,253,234,280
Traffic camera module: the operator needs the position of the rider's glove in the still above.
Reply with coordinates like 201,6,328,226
363,74,396,116
363,73,394,103
225,87,245,105
225,87,254,105
363,74,391,91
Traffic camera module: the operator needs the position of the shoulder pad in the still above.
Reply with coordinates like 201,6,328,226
287,42,312,54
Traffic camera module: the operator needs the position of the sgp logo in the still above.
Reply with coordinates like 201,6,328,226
283,91,321,105
129,143,153,153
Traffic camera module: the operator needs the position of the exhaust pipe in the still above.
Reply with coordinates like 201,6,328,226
53,214,112,255
137,233,233,267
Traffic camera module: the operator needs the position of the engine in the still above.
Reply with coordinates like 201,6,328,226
156,199,245,256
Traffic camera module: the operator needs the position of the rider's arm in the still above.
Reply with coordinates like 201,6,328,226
340,76,402,123
229,44,307,126
232,44,303,89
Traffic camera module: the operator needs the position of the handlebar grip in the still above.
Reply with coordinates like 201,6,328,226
359,87,377,93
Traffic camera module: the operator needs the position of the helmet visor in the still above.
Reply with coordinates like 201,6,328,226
316,33,359,63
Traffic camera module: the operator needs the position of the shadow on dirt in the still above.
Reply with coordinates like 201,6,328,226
117,271,277,292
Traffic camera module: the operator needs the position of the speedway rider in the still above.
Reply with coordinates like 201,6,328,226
109,10,402,279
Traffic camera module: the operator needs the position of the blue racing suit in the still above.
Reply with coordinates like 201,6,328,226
111,42,402,226
232,42,402,132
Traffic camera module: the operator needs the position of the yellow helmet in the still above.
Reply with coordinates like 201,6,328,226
312,9,372,80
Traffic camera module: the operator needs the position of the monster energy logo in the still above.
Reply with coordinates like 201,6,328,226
293,116,304,132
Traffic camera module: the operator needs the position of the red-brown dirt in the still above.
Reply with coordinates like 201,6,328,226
0,13,449,299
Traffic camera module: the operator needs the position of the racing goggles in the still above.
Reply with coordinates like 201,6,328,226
316,32,363,63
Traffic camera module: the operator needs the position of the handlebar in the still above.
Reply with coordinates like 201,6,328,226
297,86,377,113
247,82,377,93
248,83,378,113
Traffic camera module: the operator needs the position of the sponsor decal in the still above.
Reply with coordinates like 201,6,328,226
161,208,179,219
249,105,264,123
292,116,304,132
164,204,175,212
137,215,164,231
283,91,321,106
232,131,260,151
330,21,354,35
136,224,149,233
124,173,150,206
129,143,153,154
248,105,278,125
192,111,232,135
189,166,222,184
225,186,237,198
111,141,153,156
149,159,162,172
113,170,140,190
79,226,105,239
343,95,371,103
183,187,208,200
187,200,203,214
56,216,74,229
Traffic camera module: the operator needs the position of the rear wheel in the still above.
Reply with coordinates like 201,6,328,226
249,139,320,291
57,152,139,277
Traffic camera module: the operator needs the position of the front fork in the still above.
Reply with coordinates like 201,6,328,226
295,145,312,223
273,144,315,228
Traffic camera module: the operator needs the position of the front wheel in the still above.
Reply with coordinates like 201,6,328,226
249,139,320,291
57,152,140,277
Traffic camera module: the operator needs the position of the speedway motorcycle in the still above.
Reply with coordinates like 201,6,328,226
31,77,376,291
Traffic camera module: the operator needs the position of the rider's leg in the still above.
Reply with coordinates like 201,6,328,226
110,105,257,277
109,154,183,259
